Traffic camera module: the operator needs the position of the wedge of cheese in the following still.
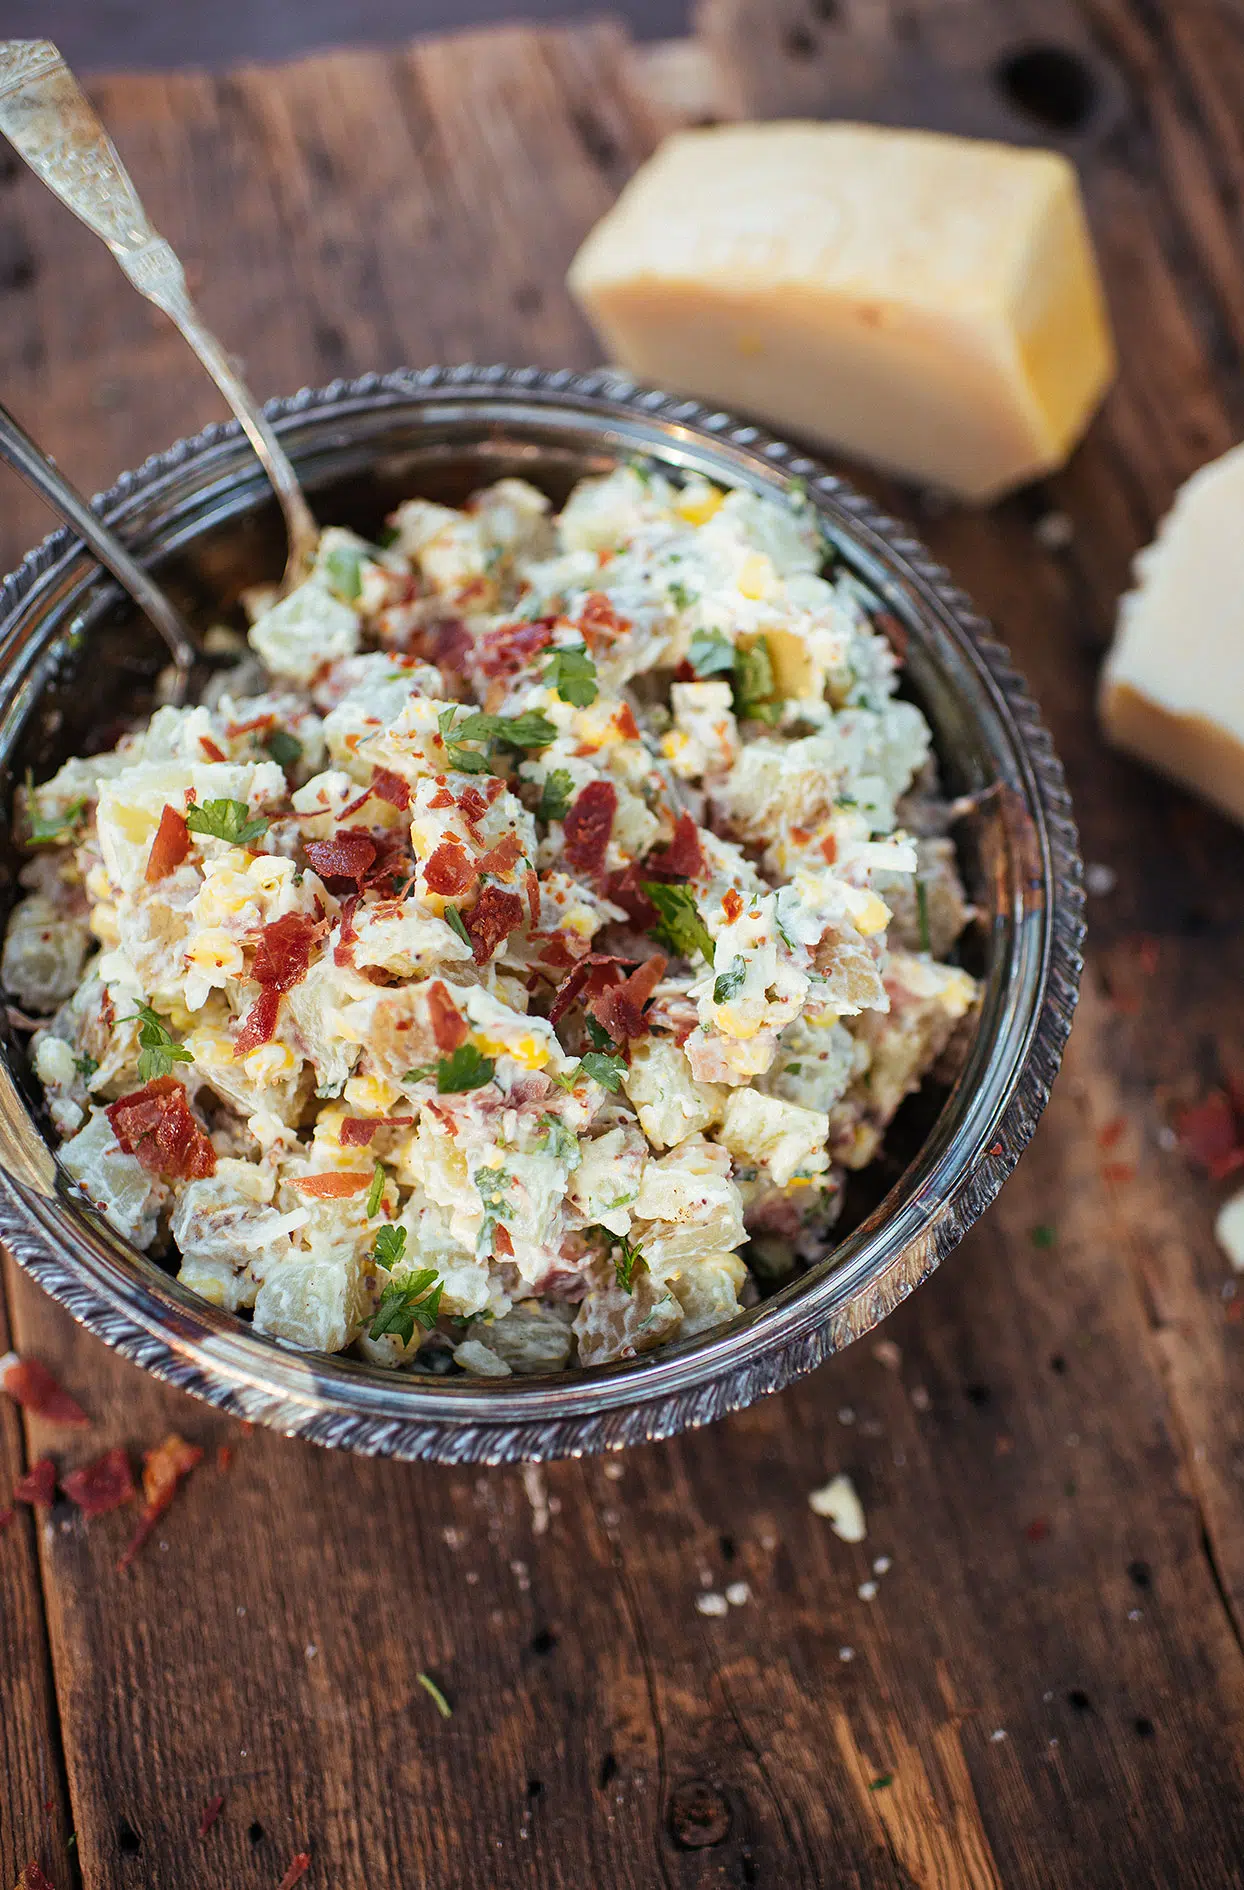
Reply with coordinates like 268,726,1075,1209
1101,443,1244,824
568,122,1115,503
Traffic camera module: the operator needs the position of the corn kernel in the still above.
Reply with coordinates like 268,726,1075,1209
677,489,724,527
737,552,773,600
343,1073,400,1113
186,1028,235,1068
89,904,119,945
184,929,244,978
244,1042,299,1085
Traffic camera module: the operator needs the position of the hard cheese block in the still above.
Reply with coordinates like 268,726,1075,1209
568,122,1115,503
1101,443,1244,824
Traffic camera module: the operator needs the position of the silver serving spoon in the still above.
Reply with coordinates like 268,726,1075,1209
0,39,319,597
0,394,199,674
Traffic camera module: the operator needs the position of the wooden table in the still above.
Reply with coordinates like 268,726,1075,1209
3,4,1244,1884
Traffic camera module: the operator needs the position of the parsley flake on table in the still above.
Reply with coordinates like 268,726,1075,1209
688,628,736,679
543,642,598,708
538,768,574,824
1030,1223,1057,1249
713,956,747,1004
264,728,303,769
416,1671,453,1718
184,798,269,848
121,1003,193,1083
642,881,714,965
581,1050,626,1093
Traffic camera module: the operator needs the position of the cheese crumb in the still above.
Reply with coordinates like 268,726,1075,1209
808,1472,866,1542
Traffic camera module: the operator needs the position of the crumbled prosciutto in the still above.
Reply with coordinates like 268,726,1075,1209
424,837,477,896
525,869,540,928
493,1223,514,1257
604,863,657,930
590,953,667,1042
428,980,469,1052
646,813,704,881
145,804,190,883
334,894,360,969
251,912,319,991
547,952,634,1027
339,1116,414,1146
1,1357,89,1426
464,886,525,964
475,831,523,879
579,590,628,650
61,1446,136,1517
106,1078,217,1181
562,780,616,876
289,1171,373,1197
305,830,377,885
14,1457,57,1507
370,767,411,811
118,1431,204,1570
233,989,281,1058
477,617,555,679
430,617,472,676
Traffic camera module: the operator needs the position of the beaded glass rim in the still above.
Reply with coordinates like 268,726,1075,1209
0,366,1084,1463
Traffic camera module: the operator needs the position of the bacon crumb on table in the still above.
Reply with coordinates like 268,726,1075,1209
13,1458,57,1508
118,1433,204,1571
60,1447,136,1518
0,1356,90,1426
16,1862,58,1890
198,1793,225,1837
276,1851,312,1890
0,1505,14,1531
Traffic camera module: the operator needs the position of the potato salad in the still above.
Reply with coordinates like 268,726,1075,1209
3,466,978,1376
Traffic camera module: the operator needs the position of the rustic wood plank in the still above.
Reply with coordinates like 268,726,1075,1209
0,1276,74,1889
4,6,1244,1885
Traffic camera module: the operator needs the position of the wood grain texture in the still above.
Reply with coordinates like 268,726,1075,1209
3,5,1244,1885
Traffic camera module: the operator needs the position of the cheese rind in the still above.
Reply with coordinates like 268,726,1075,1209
568,121,1115,503
1101,443,1244,825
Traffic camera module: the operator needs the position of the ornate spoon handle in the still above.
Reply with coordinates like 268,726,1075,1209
0,40,319,585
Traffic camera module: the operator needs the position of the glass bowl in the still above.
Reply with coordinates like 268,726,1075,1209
0,366,1083,1462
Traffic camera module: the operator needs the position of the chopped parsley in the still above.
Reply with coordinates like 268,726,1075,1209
581,1050,626,1092
1030,1223,1057,1249
642,881,714,965
444,904,472,948
184,798,269,848
368,1241,445,1343
416,1671,453,1718
610,1232,646,1294
538,1115,579,1162
24,772,87,847
73,1053,99,1080
712,956,747,1004
121,1003,193,1083
474,1165,515,1220
375,523,400,549
585,1016,615,1052
366,1159,387,1219
914,878,932,955
538,769,574,825
785,1062,802,1076
543,642,598,708
668,579,698,612
434,1043,496,1093
323,543,364,601
439,707,556,773
733,638,783,724
264,728,303,769
687,628,736,679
